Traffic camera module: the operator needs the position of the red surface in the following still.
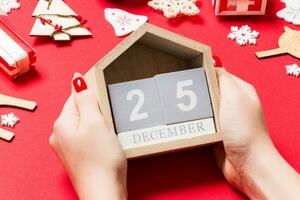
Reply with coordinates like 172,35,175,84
0,0,299,199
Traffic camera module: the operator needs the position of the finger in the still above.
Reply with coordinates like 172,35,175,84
72,73,102,123
55,95,79,126
216,68,243,99
229,74,260,102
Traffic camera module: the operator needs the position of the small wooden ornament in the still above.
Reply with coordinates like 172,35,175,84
104,8,148,37
0,128,14,141
0,94,37,110
30,0,92,41
256,26,300,59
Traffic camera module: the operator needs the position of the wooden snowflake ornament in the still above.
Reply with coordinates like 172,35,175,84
228,25,259,46
0,0,20,14
286,63,300,77
277,0,300,25
104,8,148,37
1,113,19,128
30,0,92,41
148,0,200,18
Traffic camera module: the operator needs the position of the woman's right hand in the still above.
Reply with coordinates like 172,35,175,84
215,68,300,199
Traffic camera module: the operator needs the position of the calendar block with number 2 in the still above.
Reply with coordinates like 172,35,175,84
108,78,164,133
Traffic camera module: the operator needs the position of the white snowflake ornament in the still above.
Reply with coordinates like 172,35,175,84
277,0,300,25
286,63,300,77
0,0,20,14
1,113,20,128
148,0,200,18
104,8,148,37
228,25,259,46
284,0,300,9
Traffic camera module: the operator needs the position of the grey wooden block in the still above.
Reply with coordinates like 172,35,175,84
108,78,164,133
155,68,213,124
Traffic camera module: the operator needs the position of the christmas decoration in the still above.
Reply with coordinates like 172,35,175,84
228,25,259,46
30,0,92,41
0,20,36,80
256,26,300,59
0,94,37,142
0,128,14,141
148,0,200,18
213,0,267,15
286,63,300,77
0,0,20,14
0,94,37,110
0,7,6,15
277,0,300,25
104,8,148,37
1,113,19,128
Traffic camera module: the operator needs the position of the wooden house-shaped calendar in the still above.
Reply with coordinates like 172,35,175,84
85,23,222,159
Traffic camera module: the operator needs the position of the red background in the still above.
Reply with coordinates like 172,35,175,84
0,0,299,199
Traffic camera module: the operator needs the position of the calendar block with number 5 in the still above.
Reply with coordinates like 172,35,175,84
156,68,213,124
108,78,164,133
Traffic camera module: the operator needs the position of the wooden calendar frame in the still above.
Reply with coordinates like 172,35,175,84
85,23,222,159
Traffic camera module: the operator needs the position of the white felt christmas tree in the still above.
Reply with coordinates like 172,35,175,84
30,0,92,41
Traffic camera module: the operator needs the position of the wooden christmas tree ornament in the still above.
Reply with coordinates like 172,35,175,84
0,7,6,15
84,23,222,159
30,0,92,41
256,26,300,59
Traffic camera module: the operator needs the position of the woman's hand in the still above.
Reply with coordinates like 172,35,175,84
49,73,127,200
215,68,300,199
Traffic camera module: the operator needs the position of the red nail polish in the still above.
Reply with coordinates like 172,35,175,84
73,77,87,93
212,55,223,68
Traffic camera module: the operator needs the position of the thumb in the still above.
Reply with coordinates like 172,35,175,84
72,73,101,123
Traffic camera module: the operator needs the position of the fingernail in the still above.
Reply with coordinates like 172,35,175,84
212,55,223,68
73,77,87,93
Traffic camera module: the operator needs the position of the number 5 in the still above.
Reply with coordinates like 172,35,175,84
126,89,149,122
177,80,197,112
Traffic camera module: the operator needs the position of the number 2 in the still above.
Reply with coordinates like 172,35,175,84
126,89,149,122
177,80,197,112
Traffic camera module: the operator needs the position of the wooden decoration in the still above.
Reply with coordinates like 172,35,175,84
104,8,148,37
85,23,222,158
0,128,14,141
0,7,7,15
0,94,37,110
30,0,92,41
213,0,267,15
256,26,300,59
